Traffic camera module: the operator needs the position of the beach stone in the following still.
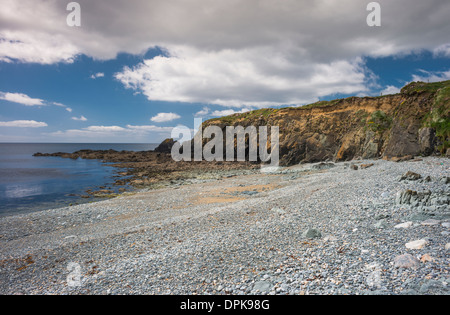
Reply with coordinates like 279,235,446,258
394,222,413,229
445,244,450,251
374,220,388,229
323,235,338,242
302,228,322,239
405,239,428,250
400,171,422,181
421,219,441,226
394,254,420,269
442,222,450,229
253,281,272,293
420,254,434,263
271,208,286,215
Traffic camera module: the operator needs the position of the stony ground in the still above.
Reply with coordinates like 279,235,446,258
0,158,448,295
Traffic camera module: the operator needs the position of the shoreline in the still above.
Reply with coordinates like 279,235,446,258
0,157,449,295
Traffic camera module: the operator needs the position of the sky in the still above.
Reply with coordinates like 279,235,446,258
0,0,450,143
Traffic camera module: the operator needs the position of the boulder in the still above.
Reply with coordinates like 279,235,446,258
405,239,428,250
302,228,322,239
400,171,422,181
155,138,175,153
418,128,436,155
394,254,420,269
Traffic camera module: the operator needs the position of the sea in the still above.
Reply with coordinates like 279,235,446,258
0,143,158,217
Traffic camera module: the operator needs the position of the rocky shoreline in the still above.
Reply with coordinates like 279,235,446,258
33,149,258,199
0,157,448,295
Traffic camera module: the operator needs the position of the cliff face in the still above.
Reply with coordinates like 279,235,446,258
202,80,450,166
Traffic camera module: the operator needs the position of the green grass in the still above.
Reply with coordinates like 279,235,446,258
401,80,450,95
206,108,280,125
366,110,393,134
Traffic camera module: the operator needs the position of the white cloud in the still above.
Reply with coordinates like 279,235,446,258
434,44,450,57
48,124,175,142
85,125,125,132
412,69,450,83
116,47,369,107
71,115,88,121
53,102,73,112
0,120,48,128
194,107,210,117
1,0,450,106
90,72,105,79
0,92,44,106
126,125,173,133
381,85,401,95
211,108,253,117
150,112,181,123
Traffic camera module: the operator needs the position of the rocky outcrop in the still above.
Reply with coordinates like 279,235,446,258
155,138,175,153
201,80,449,166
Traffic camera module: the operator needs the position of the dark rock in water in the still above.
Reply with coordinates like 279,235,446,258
400,171,422,181
155,138,175,153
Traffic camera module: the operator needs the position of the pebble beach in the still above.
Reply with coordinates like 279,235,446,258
0,157,449,295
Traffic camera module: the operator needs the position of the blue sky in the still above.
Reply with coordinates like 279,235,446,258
1,0,449,143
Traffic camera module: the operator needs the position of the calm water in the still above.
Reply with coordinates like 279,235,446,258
0,143,157,217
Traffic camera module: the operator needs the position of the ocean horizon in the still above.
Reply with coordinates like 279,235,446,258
0,143,159,217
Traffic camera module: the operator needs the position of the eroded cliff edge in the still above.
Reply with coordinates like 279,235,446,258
201,80,449,166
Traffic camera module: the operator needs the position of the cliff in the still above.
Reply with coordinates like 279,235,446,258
201,80,450,166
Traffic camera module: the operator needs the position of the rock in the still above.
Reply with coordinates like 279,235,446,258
394,254,420,269
442,222,450,229
350,165,359,170
396,190,417,205
405,239,428,250
420,219,441,226
418,128,436,155
388,155,414,163
312,162,336,170
360,163,374,169
155,138,175,153
419,280,448,294
396,190,433,207
302,228,322,239
445,243,450,251
400,171,422,181
271,208,286,215
253,281,272,293
440,177,450,185
375,214,390,220
394,222,413,229
420,254,434,263
374,220,388,229
323,235,338,242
